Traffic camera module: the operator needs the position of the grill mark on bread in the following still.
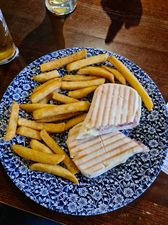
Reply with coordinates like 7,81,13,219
114,85,123,125
121,87,129,124
100,132,123,143
102,135,131,148
125,87,131,124
72,133,123,159
75,136,137,166
78,84,141,138
97,85,108,128
83,97,94,129
104,84,112,126
67,123,147,177
94,86,104,128
136,96,142,123
89,145,142,173
109,84,119,125
108,85,114,125
101,85,109,127
75,142,104,159
71,138,102,156
80,87,98,132
119,85,124,124
82,145,139,171
129,89,135,122
90,87,103,128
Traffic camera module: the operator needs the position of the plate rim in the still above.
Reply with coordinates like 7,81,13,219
0,47,167,216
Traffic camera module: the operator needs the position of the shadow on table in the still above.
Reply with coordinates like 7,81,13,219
0,204,61,225
1,0,46,46
101,0,142,43
19,10,67,63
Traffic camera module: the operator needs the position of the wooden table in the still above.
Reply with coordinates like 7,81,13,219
0,0,168,224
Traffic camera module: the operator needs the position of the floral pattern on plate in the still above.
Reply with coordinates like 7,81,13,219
0,47,167,215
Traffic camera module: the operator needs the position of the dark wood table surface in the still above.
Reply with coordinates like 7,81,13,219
0,0,168,224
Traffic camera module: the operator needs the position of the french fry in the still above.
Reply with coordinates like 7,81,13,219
20,103,56,112
32,78,60,94
30,163,78,184
66,53,108,71
40,49,87,72
68,86,98,99
18,118,65,133
30,139,53,154
17,126,41,140
36,112,81,123
38,97,48,104
33,101,90,120
108,56,153,111
4,101,19,141
40,130,78,174
102,65,126,85
77,66,114,82
31,79,61,103
32,70,60,83
52,92,79,104
61,78,105,90
62,75,98,81
38,95,51,104
12,144,64,165
65,113,87,130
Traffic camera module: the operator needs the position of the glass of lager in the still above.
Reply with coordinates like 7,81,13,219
0,9,19,65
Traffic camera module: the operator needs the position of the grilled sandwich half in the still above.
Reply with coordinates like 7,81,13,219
67,123,148,178
77,83,141,139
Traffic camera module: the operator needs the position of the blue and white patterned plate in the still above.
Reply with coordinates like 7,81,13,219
0,47,167,216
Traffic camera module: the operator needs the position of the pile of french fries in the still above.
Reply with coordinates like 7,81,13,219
4,49,153,184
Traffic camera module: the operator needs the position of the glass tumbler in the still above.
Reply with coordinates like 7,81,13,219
45,0,77,16
0,9,19,65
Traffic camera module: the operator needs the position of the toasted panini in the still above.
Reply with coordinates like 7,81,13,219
67,123,148,178
78,83,141,139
